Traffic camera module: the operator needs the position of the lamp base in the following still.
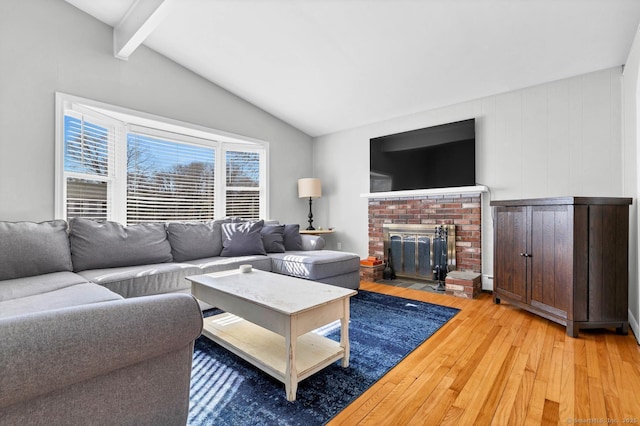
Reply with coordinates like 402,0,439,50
306,197,315,231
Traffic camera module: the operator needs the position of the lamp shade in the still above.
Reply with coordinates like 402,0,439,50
298,178,322,198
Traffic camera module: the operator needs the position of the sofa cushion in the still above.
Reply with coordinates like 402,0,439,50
0,271,89,302
0,220,73,280
185,255,272,275
269,250,360,281
314,271,361,290
78,263,201,298
220,220,266,257
0,283,122,320
166,220,226,262
283,224,303,251
301,234,326,251
69,218,173,271
260,224,285,253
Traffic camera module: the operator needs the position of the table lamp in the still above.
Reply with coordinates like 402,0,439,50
298,178,322,230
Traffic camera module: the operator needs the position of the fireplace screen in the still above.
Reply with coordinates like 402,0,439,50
383,224,456,281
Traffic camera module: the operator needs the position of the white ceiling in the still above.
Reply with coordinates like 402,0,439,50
65,0,640,137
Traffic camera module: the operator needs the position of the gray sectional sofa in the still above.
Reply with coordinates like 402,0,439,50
0,217,360,424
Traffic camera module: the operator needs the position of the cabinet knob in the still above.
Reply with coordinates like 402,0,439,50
520,252,532,258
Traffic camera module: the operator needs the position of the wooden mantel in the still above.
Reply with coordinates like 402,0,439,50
360,185,489,199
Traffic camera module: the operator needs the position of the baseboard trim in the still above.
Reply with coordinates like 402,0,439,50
628,308,640,345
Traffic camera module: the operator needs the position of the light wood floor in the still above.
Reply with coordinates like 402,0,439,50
329,281,640,425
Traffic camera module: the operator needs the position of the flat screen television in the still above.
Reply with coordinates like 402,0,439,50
369,118,476,193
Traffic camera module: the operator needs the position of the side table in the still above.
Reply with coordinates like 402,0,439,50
299,229,335,236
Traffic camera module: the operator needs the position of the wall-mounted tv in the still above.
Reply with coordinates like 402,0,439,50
370,118,476,193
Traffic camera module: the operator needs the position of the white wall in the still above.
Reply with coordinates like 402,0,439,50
314,67,625,292
622,27,640,343
0,0,312,224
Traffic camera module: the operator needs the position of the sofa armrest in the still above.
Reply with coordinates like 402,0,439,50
301,234,325,250
0,293,203,410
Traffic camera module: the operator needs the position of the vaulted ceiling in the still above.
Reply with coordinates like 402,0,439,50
65,0,640,137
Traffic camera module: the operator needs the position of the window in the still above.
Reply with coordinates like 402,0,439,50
56,93,268,224
225,149,261,218
126,132,216,223
62,113,114,221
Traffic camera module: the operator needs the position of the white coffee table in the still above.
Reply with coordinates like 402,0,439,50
188,269,357,401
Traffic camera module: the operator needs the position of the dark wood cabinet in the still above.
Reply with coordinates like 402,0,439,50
491,197,631,337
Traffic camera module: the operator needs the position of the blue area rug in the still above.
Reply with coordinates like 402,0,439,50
188,290,459,425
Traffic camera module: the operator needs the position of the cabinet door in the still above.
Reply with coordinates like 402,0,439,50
493,206,527,302
529,205,572,319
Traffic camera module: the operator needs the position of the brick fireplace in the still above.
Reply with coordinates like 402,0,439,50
365,192,482,292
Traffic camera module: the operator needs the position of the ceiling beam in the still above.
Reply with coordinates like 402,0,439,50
113,0,173,60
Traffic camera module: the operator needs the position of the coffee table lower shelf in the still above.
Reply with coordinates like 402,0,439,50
203,313,345,399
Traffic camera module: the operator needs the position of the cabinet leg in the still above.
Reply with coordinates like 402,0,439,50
616,323,629,335
566,322,578,338
493,295,501,304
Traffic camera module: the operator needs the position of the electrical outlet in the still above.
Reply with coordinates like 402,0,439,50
337,242,342,250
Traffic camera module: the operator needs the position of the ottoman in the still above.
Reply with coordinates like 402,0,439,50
268,250,360,289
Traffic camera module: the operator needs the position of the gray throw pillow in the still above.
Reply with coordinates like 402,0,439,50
261,224,285,253
283,224,303,251
166,220,226,261
0,220,73,280
69,218,173,271
220,220,266,257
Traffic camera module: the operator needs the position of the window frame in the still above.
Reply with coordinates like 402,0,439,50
221,143,267,219
55,92,269,223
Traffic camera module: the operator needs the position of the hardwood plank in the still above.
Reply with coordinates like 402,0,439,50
356,374,418,425
479,349,527,424
450,331,516,424
327,282,640,425
408,386,458,425
603,333,634,418
541,399,560,424
507,368,536,425
585,333,602,379
447,324,503,393
332,382,396,425
619,360,640,419
573,365,590,419
535,318,559,400
522,314,549,371
588,376,608,419
439,405,465,426
524,379,548,425
559,330,576,423
545,331,565,402
380,365,451,424
594,333,624,420
511,315,533,349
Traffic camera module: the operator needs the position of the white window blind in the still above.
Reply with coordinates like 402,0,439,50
127,132,216,223
66,178,109,220
225,150,262,219
63,112,115,220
